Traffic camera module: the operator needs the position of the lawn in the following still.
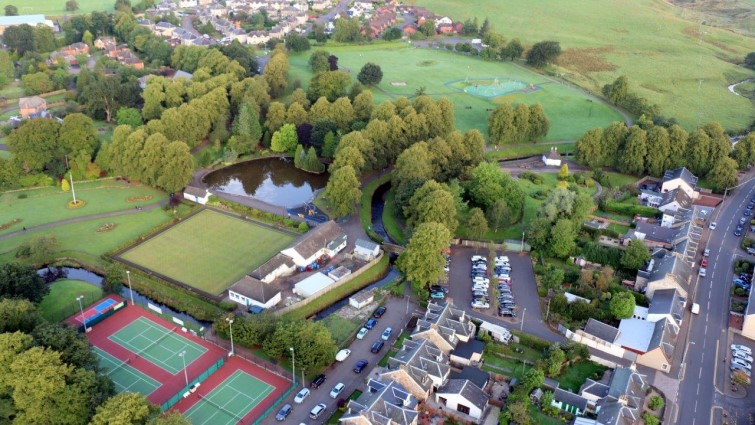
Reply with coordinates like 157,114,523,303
484,143,574,161
120,209,295,295
0,0,113,15
38,279,103,322
555,360,607,392
0,179,167,235
320,314,362,347
481,353,531,379
0,150,10,159
412,0,755,131
602,172,639,188
288,44,625,141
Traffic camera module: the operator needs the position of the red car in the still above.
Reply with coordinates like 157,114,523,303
701,258,708,268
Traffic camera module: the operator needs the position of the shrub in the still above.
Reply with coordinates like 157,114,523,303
603,201,659,218
520,171,545,185
17,193,28,199
648,395,664,410
642,413,660,425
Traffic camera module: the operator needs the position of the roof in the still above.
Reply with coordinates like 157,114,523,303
294,272,335,298
172,70,193,80
415,302,475,349
583,318,619,343
747,287,755,316
449,366,489,390
579,378,609,399
355,238,380,252
663,167,698,188
451,339,485,360
0,15,46,26
18,96,46,109
633,221,678,244
228,276,279,302
250,252,295,280
648,288,684,322
553,388,589,411
660,188,692,210
342,379,418,425
545,147,561,160
647,318,677,359
183,186,208,197
615,319,656,352
387,338,450,390
287,221,345,260
564,292,590,304
436,379,488,411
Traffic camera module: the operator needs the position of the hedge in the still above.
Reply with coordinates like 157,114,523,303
208,198,306,233
603,202,659,218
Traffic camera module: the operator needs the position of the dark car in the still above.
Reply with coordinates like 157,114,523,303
735,229,743,237
373,306,387,318
365,318,377,329
275,404,292,421
431,285,448,293
371,340,385,353
353,359,368,373
311,374,327,388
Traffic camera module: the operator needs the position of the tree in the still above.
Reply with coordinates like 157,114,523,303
397,222,451,294
0,298,42,334
271,123,298,153
501,38,524,60
642,413,661,425
745,52,755,70
156,141,194,194
61,178,71,192
479,17,491,36
574,128,604,168
543,344,566,377
404,180,458,235
466,208,488,241
307,70,351,102
610,291,636,319
558,164,569,180
102,263,125,294
538,264,564,290
285,33,310,52
621,240,650,270
263,47,289,98
232,102,262,154
602,76,629,106
383,26,402,41
550,219,576,258
526,41,561,68
324,165,361,218
116,107,142,128
486,199,512,233
644,126,670,176
60,113,99,158
79,73,127,122
707,157,738,193
91,392,158,425
352,90,373,122
618,125,647,175
504,399,531,425
732,369,751,386
65,0,79,11
265,101,287,133
309,51,331,75
731,133,755,170
4,5,17,15
488,103,516,145
528,104,550,141
303,147,324,173
0,262,48,302
419,19,436,36
3,24,34,54
685,129,712,176
22,72,54,95
357,62,383,86
333,17,361,43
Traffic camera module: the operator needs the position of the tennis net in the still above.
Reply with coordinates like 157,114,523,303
134,326,178,358
197,393,244,422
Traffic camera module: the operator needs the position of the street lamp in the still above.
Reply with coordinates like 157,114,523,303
226,317,235,356
520,307,527,332
520,232,525,253
179,351,189,388
76,295,87,332
126,270,134,305
289,347,295,388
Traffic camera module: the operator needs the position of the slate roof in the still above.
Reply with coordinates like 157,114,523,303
633,221,678,244
415,302,475,349
648,288,685,324
553,388,589,411
647,318,677,360
451,339,485,360
250,252,294,280
436,379,488,411
341,379,418,425
387,338,450,393
228,276,279,302
287,220,346,260
597,367,648,425
579,378,609,399
449,366,489,391
660,188,692,210
183,186,208,197
583,318,619,343
663,167,698,188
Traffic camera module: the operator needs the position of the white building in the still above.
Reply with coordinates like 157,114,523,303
542,146,562,166
294,272,336,298
183,186,211,204
227,276,281,310
354,238,380,261
661,167,700,200
280,221,347,268
435,379,488,421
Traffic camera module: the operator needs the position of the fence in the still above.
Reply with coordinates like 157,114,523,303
250,384,297,425
77,299,127,332
160,357,225,411
203,331,294,381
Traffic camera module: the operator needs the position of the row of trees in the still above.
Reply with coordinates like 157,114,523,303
488,103,550,144
602,76,659,119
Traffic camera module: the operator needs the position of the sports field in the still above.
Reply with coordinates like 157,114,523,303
119,209,295,295
94,347,161,396
0,0,113,15
184,370,275,425
288,44,625,141
412,0,755,131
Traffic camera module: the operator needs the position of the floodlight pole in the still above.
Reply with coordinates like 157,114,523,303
290,347,295,388
179,351,189,388
226,317,235,356
76,295,87,332
126,270,134,305
69,170,77,204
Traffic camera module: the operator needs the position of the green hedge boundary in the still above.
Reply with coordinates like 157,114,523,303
603,202,659,218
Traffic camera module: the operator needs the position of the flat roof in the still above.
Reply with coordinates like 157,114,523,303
294,272,335,298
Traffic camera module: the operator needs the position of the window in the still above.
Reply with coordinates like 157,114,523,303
457,404,470,415
438,397,447,406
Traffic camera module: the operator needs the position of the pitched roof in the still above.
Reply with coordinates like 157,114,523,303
18,96,46,109
183,186,208,197
583,318,619,343
287,220,345,260
387,338,450,392
647,251,691,291
436,379,488,411
634,221,678,244
250,252,295,280
553,388,589,411
451,339,485,360
355,238,380,252
449,366,489,390
663,167,698,188
607,367,647,409
648,288,684,323
228,276,279,302
341,379,418,425
660,188,692,210
647,318,677,360
545,147,561,160
415,302,475,349
579,378,609,399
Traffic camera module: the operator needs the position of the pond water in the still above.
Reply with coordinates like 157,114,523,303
203,157,329,207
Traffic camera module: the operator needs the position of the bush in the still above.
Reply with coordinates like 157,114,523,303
603,201,659,218
735,259,755,275
520,171,545,185
580,242,622,269
648,395,664,410
642,413,660,425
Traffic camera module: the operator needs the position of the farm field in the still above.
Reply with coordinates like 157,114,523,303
119,209,295,295
288,44,625,141
38,279,103,322
411,0,755,131
0,0,113,15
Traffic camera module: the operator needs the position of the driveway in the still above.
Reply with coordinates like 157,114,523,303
258,295,417,425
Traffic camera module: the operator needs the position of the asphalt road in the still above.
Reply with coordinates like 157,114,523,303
677,175,755,425
258,296,416,425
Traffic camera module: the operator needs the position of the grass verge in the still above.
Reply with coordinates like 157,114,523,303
38,279,103,322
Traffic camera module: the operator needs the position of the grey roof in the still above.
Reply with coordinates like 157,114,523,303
250,252,294,280
172,70,193,80
452,339,485,360
663,167,698,188
386,339,450,392
648,288,684,323
596,399,639,425
355,238,380,252
449,366,489,390
553,388,589,411
289,221,346,260
660,188,692,210
228,276,279,302
583,318,619,343
341,379,418,425
634,221,678,244
647,251,691,292
183,186,208,197
415,302,475,349
647,318,677,360
607,367,647,409
437,379,489,411
579,378,609,399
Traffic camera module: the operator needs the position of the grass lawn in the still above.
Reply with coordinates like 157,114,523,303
120,209,295,295
288,44,624,141
0,150,10,159
0,83,24,99
484,143,574,161
608,223,630,234
481,353,531,379
38,279,103,322
320,314,362,348
0,0,113,15
528,405,567,425
412,0,755,131
593,211,633,222
0,180,167,235
556,360,608,392
393,332,411,349
602,172,639,188
382,188,406,245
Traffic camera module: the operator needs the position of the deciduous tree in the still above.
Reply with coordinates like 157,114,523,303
707,157,738,193
324,165,361,218
308,50,331,74
526,40,561,68
397,222,452,293
621,240,650,270
357,62,383,86
466,207,488,241
156,141,193,194
91,392,158,425
550,219,576,258
0,262,48,302
610,291,636,319
271,123,298,153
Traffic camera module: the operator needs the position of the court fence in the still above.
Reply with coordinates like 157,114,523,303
160,357,225,411
203,332,294,381
250,383,297,425
77,299,127,333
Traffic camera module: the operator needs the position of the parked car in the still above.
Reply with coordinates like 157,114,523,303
701,258,708,268
733,351,754,363
731,364,752,376
373,306,387,318
311,374,326,389
294,388,310,403
335,349,351,362
365,318,377,329
735,229,743,237
699,268,706,277
471,255,486,262
275,404,293,421
356,327,368,339
431,285,448,293
430,291,445,299
330,383,345,399
353,359,369,373
471,301,490,309
309,403,327,420
371,340,384,353
499,309,516,317
381,327,393,341
703,248,710,257
732,358,752,370
709,222,717,230
741,217,748,225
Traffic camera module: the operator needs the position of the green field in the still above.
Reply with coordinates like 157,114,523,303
0,180,166,235
120,209,295,295
288,44,625,141
38,279,103,322
412,0,755,131
0,0,113,15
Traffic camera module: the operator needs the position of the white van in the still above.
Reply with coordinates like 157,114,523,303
691,303,700,314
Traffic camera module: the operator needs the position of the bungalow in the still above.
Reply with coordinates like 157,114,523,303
354,238,380,261
412,301,476,354
449,338,485,366
661,167,699,200
227,275,281,310
182,186,211,204
381,338,451,400
280,220,347,268
18,96,47,119
435,379,489,422
250,253,296,283
340,379,419,425
542,146,562,166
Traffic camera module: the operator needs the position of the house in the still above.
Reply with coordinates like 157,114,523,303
742,288,755,340
18,96,47,118
551,388,590,416
412,301,476,354
0,15,53,35
450,338,484,366
435,379,489,422
250,253,296,283
94,36,116,50
616,318,677,372
310,0,332,11
449,367,489,391
60,42,90,56
381,338,450,400
340,379,419,425
154,21,177,37
542,146,562,166
437,23,454,34
349,290,374,309
183,186,211,204
403,23,418,36
595,366,648,425
636,251,691,299
354,238,380,261
578,378,610,413
227,276,281,309
662,167,699,200
582,318,620,345
657,188,692,215
647,288,685,327
279,220,347,268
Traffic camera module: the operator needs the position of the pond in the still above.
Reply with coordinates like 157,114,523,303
203,157,329,207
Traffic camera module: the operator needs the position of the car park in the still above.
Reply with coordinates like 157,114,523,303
373,306,387,318
371,340,384,353
353,359,368,373
381,327,393,340
294,388,311,403
335,349,351,362
311,374,326,389
499,309,516,317
365,318,377,329
471,255,486,262
276,404,293,421
733,351,754,363
356,327,368,339
309,403,327,419
330,383,345,399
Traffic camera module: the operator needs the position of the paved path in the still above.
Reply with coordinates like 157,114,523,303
0,200,168,241
498,156,603,198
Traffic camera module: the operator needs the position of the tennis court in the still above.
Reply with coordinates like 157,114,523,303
94,347,161,396
75,298,117,325
184,370,275,425
108,317,207,375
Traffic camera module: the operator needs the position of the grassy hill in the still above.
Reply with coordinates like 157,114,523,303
0,0,112,16
411,0,755,131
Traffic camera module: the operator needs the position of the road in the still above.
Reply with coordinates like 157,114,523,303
676,175,755,425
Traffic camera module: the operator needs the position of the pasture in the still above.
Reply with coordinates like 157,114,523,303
412,0,755,131
119,209,295,295
288,44,625,141
0,0,112,15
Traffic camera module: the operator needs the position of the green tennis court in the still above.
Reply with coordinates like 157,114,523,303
108,317,207,374
184,370,275,425
94,347,160,396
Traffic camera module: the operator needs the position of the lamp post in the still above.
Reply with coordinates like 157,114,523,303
76,295,87,332
520,232,525,253
520,307,527,332
126,270,134,305
289,347,295,388
225,317,235,356
179,351,189,388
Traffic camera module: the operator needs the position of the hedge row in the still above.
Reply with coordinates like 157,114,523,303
208,198,307,233
603,202,659,218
